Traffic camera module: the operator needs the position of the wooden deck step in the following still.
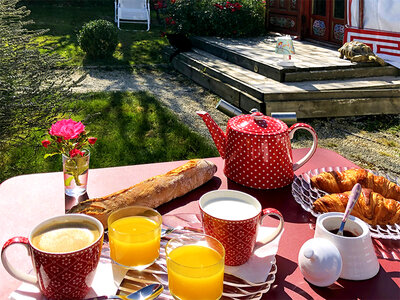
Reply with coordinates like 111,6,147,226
191,37,399,82
172,49,400,118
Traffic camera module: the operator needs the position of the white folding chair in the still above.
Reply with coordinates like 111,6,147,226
115,0,150,31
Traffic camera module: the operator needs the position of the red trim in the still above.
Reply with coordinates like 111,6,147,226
348,0,352,27
345,27,400,57
359,0,364,29
346,27,400,38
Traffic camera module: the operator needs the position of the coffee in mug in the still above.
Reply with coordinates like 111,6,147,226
31,221,100,253
199,190,284,266
1,214,104,300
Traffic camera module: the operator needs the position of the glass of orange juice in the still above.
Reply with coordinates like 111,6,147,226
108,206,162,271
166,233,225,300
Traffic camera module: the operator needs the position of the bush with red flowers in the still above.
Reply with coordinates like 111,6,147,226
164,0,266,37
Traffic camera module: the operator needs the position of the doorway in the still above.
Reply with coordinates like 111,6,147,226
266,0,347,44
309,0,346,43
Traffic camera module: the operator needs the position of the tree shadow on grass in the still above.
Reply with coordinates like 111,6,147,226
1,91,217,182
88,91,217,169
82,55,130,68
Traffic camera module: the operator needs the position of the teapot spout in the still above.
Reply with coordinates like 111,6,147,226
196,111,226,159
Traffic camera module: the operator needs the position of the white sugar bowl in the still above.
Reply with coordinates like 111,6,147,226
298,238,342,287
314,212,379,281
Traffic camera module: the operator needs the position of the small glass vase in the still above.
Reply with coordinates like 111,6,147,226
62,150,90,197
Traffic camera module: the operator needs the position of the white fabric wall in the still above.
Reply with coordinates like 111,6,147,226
348,0,360,28
358,0,400,32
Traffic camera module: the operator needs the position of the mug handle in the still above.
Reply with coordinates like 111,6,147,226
1,237,37,284
288,123,318,171
259,208,284,244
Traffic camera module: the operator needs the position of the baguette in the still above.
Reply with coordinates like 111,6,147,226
68,159,217,228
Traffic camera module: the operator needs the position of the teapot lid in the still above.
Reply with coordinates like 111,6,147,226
229,112,288,135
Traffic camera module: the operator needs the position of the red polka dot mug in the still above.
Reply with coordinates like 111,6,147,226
197,111,318,189
1,214,104,300
199,190,284,266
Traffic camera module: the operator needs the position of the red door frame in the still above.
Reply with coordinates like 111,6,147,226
309,0,332,41
307,0,347,43
266,0,346,44
266,0,303,38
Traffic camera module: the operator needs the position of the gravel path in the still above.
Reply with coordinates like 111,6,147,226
73,67,400,176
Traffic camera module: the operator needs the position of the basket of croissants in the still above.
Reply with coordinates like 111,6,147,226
292,167,400,239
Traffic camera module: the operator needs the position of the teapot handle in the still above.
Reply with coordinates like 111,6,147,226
289,123,318,171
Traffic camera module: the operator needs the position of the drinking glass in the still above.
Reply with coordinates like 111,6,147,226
108,206,162,271
166,233,225,300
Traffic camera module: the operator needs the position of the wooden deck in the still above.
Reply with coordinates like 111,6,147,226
191,37,398,82
170,35,400,118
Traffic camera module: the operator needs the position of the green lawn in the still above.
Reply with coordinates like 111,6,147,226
24,2,168,66
0,3,219,184
1,92,218,183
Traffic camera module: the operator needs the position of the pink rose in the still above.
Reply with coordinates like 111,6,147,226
49,119,85,140
88,137,97,145
69,148,84,158
41,140,51,148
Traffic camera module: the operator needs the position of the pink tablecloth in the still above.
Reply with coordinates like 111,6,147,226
1,148,399,299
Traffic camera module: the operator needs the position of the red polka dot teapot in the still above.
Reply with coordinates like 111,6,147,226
197,110,318,189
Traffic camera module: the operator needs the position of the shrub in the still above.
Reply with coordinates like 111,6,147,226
78,19,118,59
164,0,266,37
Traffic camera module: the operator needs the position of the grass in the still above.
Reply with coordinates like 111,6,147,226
0,2,220,183
357,115,400,134
23,2,169,66
1,92,218,183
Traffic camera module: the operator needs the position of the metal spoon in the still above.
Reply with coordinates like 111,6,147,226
126,283,163,300
89,283,163,300
337,183,362,236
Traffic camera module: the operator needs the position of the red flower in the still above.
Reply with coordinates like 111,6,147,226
154,0,165,10
41,140,51,148
165,17,176,25
234,2,242,10
49,119,85,140
171,0,176,3
88,137,97,145
165,17,172,24
69,148,84,158
57,137,62,143
214,3,223,9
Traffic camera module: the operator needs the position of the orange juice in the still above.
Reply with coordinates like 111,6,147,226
167,245,224,300
109,216,161,267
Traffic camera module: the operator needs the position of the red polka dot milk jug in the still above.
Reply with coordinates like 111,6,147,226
197,111,318,189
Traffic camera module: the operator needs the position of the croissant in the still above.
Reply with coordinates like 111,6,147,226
313,189,400,226
310,169,400,201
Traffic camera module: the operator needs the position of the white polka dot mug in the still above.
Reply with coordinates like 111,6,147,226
1,214,104,300
197,111,318,189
